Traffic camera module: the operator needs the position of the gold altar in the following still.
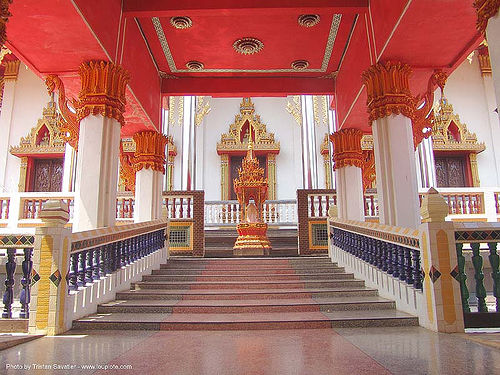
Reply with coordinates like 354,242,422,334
233,128,271,256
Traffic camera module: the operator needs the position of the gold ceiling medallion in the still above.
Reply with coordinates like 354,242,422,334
291,60,309,70
170,16,192,29
233,38,264,55
186,60,204,71
298,14,320,27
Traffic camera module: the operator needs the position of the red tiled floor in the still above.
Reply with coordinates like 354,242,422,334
94,329,392,375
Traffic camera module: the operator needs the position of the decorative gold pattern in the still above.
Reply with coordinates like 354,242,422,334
166,136,177,191
119,141,136,192
170,16,192,29
0,0,12,47
45,75,80,149
132,131,168,173
10,98,66,157
195,96,211,126
18,157,27,192
291,60,309,70
220,154,229,200
76,61,130,127
320,134,332,189
362,150,376,191
298,14,320,27
412,70,448,149
3,59,19,79
186,61,204,71
0,45,11,64
432,98,486,153
233,38,264,55
286,95,302,126
362,61,415,125
329,128,364,170
217,98,280,153
154,15,342,73
474,0,500,34
477,44,492,76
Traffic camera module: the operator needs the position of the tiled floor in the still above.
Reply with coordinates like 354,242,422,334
1,327,499,374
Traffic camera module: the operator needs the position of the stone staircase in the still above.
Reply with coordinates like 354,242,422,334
205,228,299,257
73,257,418,330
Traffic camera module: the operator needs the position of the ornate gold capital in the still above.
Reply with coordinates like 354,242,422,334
474,0,500,34
0,0,12,47
362,61,415,125
329,128,364,170
132,131,167,173
3,59,20,80
77,61,130,126
477,44,492,76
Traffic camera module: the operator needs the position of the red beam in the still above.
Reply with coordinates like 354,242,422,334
161,77,335,97
124,0,368,17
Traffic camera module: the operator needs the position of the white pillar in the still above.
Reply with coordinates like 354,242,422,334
0,61,20,190
486,11,500,116
336,166,364,220
372,114,420,228
73,115,121,231
416,137,437,189
135,168,163,222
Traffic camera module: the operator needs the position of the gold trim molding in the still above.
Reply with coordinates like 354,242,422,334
432,98,486,153
132,131,168,173
10,98,66,157
217,98,280,153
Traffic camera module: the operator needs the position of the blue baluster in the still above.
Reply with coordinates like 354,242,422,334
93,247,101,280
86,249,94,283
19,248,33,318
70,253,79,290
78,251,87,286
2,249,16,318
412,249,422,290
404,248,413,285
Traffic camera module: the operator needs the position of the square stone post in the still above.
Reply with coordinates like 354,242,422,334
29,200,72,335
418,188,464,332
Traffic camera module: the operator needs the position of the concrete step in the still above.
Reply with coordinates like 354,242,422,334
151,267,346,275
73,310,418,331
142,273,355,282
116,287,380,300
133,280,366,290
97,296,396,314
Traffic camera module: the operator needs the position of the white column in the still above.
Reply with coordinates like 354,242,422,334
181,96,196,190
73,115,121,231
300,95,319,189
486,12,500,116
373,114,420,228
135,168,163,222
0,67,18,190
416,137,437,189
336,166,364,220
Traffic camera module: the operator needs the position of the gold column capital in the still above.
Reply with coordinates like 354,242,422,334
329,128,364,169
362,61,415,125
3,59,20,80
76,60,130,126
132,130,168,173
474,0,500,34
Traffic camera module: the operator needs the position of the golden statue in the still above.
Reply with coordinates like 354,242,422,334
233,122,271,256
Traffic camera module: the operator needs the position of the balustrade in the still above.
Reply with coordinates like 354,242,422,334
0,197,10,220
0,235,34,319
329,222,422,290
455,227,500,316
495,192,500,214
20,196,74,221
69,223,166,291
116,193,134,219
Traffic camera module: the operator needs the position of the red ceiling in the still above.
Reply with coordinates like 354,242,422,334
139,13,355,78
4,0,484,135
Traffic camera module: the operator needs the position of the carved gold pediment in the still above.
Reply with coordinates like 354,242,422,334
217,98,280,153
432,98,485,153
10,99,66,156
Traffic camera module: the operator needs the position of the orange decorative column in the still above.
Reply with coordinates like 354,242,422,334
73,61,129,231
132,131,167,222
329,128,365,221
475,1,500,118
362,61,420,228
